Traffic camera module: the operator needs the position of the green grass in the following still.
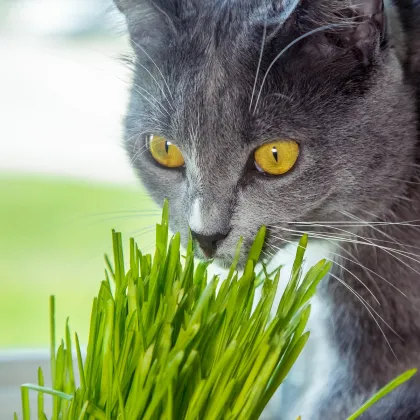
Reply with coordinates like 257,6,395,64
0,175,159,347
16,202,416,419
18,202,332,419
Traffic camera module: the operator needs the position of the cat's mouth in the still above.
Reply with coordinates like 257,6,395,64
191,227,298,268
193,238,269,269
192,240,240,268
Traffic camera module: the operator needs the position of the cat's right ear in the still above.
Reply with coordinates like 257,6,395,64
113,0,132,13
113,0,173,46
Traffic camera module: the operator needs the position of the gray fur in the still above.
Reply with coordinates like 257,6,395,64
115,0,420,418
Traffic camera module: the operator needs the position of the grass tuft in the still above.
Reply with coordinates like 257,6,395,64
16,200,415,419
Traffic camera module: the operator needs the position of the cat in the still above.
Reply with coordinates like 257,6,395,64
114,0,420,418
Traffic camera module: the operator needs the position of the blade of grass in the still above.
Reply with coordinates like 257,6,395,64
38,367,45,419
21,386,30,420
74,332,86,389
21,384,73,400
347,369,418,420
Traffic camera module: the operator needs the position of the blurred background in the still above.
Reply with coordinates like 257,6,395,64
0,0,159,416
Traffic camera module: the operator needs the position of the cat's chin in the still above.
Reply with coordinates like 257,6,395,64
195,252,245,270
212,252,255,271
212,256,236,270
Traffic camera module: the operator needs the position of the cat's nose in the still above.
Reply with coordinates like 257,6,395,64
190,230,228,259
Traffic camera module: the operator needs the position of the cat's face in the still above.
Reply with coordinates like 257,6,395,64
117,0,417,267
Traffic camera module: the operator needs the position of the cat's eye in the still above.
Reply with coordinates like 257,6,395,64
254,140,299,175
148,134,185,168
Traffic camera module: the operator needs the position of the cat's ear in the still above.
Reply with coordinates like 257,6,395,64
113,0,177,44
113,0,133,13
113,0,191,30
114,0,178,16
336,0,387,64
306,0,387,65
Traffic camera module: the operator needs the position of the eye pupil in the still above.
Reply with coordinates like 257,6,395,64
165,141,170,154
271,147,278,162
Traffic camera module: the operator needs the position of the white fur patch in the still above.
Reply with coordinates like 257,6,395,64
258,240,340,420
206,239,340,419
189,198,204,233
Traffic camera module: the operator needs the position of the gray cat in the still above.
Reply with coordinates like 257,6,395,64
114,0,420,418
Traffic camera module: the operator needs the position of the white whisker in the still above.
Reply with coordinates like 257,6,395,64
253,22,355,114
273,224,420,263
269,229,402,349
130,37,176,105
249,16,268,111
270,234,380,305
132,82,172,116
327,242,409,299
329,273,399,360
339,211,420,268
270,220,420,227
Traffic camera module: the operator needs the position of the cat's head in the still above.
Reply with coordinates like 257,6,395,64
116,0,417,267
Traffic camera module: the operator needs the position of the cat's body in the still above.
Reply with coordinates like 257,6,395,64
115,0,420,418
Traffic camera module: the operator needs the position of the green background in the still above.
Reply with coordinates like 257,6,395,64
0,175,159,348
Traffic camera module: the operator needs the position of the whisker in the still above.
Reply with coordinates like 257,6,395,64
262,248,276,263
269,231,402,347
353,236,420,252
253,22,355,114
267,242,299,259
326,258,381,305
278,225,420,292
393,194,413,203
128,225,157,239
327,242,409,299
131,141,151,164
270,234,380,305
249,16,268,111
130,60,174,114
328,243,390,305
85,47,173,116
274,224,420,262
329,265,402,340
131,84,171,118
132,82,172,116
339,211,420,266
141,240,157,255
83,214,159,227
130,38,176,106
329,273,399,360
358,208,420,253
131,142,165,164
85,209,160,218
271,220,420,227
131,137,170,165
387,176,420,186
125,111,171,128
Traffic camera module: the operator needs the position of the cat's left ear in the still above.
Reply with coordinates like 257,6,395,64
338,0,387,64
307,0,387,65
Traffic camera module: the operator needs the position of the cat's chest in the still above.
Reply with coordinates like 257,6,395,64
260,241,344,419
207,240,344,419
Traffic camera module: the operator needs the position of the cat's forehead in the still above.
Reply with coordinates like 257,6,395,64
130,0,383,152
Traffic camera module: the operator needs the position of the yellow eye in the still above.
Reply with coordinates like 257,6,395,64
254,140,299,175
149,135,185,168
